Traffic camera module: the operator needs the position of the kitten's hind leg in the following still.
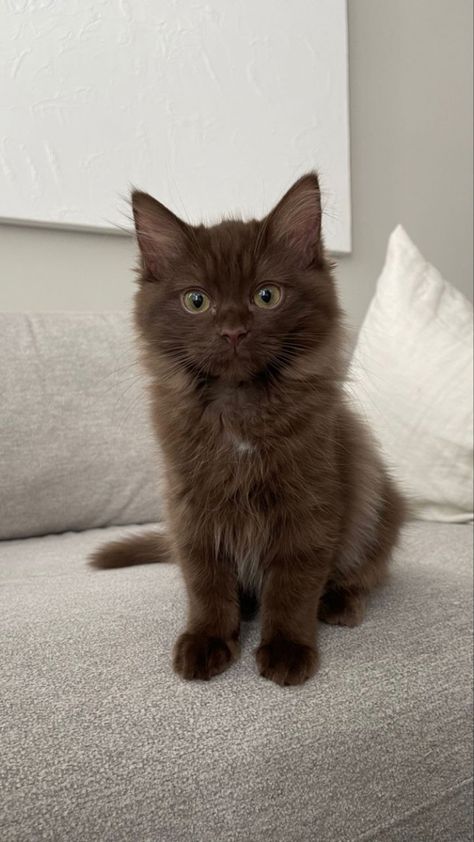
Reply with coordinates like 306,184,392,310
320,477,406,627
318,585,367,627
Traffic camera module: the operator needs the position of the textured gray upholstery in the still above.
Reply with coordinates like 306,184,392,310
0,312,162,541
1,521,472,841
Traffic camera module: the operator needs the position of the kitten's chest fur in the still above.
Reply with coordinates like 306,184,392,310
228,434,255,455
163,376,328,593
179,382,279,591
212,390,268,590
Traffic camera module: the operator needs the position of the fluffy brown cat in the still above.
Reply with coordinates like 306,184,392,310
91,173,406,686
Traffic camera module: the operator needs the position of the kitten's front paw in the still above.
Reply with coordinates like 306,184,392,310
173,632,239,681
256,638,318,686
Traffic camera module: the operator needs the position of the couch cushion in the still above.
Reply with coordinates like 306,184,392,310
0,523,472,841
0,312,162,540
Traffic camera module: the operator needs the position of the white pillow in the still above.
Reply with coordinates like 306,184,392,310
348,225,473,522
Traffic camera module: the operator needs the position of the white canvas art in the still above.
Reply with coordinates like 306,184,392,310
1,0,351,251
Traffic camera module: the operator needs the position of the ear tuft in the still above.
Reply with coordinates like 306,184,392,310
265,172,324,268
131,191,189,280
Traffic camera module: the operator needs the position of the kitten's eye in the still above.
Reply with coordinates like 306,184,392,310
182,290,210,313
253,285,282,309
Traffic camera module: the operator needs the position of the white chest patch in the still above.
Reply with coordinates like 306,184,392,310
230,435,255,456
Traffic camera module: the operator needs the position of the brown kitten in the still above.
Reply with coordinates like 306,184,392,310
91,173,406,686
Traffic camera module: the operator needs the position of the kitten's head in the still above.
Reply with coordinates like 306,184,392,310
133,173,341,383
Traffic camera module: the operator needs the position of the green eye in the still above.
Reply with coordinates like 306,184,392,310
182,290,210,313
253,284,282,309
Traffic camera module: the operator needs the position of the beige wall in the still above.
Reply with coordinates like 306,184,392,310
0,0,472,329
338,0,473,326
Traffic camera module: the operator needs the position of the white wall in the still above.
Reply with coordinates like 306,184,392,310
0,0,472,330
1,0,351,252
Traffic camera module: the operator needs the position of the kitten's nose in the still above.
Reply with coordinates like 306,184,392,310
220,327,248,347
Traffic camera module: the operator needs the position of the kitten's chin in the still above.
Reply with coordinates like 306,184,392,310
182,347,282,385
208,358,280,386
211,362,255,384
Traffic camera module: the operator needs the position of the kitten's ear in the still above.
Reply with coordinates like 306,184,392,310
264,172,324,268
131,191,190,280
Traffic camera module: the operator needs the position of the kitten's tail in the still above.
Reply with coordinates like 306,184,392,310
89,530,173,569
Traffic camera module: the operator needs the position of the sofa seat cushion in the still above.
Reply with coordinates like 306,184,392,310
0,523,472,842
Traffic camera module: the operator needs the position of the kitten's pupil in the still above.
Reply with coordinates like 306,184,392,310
191,292,204,309
260,288,272,304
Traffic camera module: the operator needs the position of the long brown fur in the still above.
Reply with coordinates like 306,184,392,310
91,173,406,686
90,531,171,568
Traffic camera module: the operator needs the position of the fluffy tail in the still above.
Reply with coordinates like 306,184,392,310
89,530,173,569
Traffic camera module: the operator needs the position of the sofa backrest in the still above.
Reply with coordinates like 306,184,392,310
0,312,163,540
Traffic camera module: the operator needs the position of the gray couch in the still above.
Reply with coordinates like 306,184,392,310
1,313,473,842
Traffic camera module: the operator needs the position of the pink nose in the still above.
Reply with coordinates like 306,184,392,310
220,328,248,347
